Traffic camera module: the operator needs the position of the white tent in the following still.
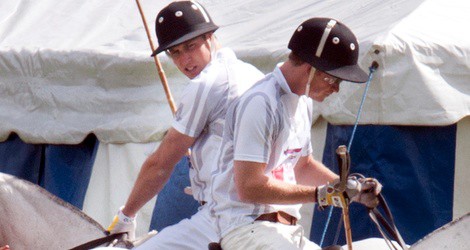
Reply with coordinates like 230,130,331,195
1,0,469,240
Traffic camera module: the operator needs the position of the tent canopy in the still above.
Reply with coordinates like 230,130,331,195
1,0,469,144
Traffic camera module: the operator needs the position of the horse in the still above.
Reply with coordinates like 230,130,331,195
0,172,401,250
410,212,469,250
2,172,468,249
0,172,127,249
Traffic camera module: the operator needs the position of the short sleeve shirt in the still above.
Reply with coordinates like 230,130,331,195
209,65,314,237
172,48,264,202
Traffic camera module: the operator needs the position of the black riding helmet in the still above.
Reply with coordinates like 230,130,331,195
151,0,219,56
288,18,368,83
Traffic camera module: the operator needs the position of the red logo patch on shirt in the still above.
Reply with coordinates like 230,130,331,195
284,148,301,159
272,165,284,180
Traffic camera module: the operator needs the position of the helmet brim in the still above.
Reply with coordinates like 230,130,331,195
151,25,218,57
304,56,368,83
324,64,369,83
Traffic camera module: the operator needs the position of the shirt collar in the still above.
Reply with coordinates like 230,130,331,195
273,63,293,95
214,48,236,61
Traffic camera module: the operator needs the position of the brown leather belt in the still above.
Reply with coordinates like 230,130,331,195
255,211,297,225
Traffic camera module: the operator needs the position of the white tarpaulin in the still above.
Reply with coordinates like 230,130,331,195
3,0,468,144
1,0,470,240
323,0,470,125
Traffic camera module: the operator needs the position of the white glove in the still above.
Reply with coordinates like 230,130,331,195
317,176,382,209
107,206,137,241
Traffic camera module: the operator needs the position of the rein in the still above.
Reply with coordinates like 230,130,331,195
70,232,131,250
368,195,408,250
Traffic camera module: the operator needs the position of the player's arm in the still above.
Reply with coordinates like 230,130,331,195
234,160,317,204
294,154,337,187
122,127,195,217
121,76,211,217
232,93,319,204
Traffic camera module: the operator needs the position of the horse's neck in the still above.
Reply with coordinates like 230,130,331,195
0,173,106,249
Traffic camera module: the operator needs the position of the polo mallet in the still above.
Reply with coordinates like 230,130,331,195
340,62,379,250
135,0,177,114
336,145,353,250
320,62,379,249
134,1,192,196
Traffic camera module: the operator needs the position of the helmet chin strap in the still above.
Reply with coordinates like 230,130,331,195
305,67,316,96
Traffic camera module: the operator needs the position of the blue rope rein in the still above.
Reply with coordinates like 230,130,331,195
319,62,378,247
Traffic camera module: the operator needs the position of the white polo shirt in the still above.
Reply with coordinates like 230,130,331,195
172,48,264,203
209,65,314,237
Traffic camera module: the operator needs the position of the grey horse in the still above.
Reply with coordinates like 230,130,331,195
0,172,109,249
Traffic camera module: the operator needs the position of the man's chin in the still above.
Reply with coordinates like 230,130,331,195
311,95,325,102
185,71,200,79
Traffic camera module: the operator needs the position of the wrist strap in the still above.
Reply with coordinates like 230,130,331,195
317,185,329,207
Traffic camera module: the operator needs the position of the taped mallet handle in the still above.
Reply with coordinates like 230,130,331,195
135,0,177,114
336,145,353,250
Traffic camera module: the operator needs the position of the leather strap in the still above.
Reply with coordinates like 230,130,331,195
368,194,408,250
69,232,129,250
255,211,297,225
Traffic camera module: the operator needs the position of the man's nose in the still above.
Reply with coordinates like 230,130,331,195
181,51,192,62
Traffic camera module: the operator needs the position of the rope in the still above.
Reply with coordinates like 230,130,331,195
319,62,378,247
347,63,377,150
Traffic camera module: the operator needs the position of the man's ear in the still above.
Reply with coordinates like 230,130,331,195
304,63,315,76
304,64,311,73
204,32,214,41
